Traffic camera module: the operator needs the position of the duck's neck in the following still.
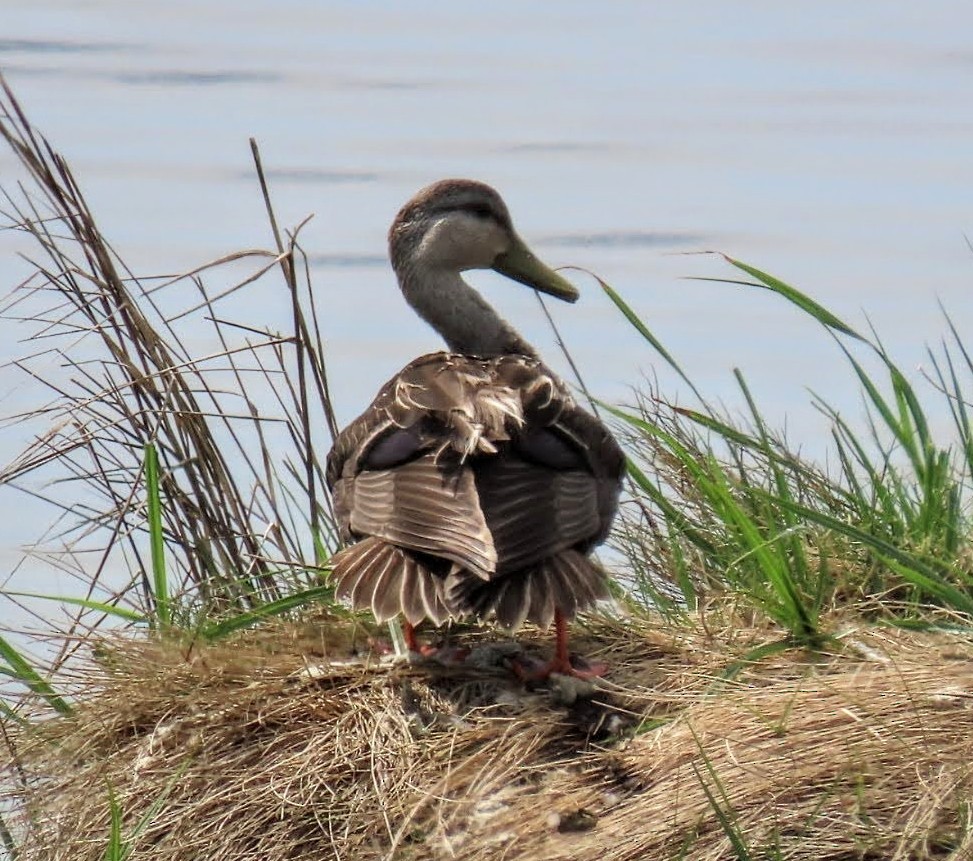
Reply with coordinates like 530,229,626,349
397,264,538,358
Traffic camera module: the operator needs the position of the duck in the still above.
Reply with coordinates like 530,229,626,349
325,179,624,677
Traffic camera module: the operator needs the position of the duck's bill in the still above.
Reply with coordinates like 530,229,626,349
492,235,579,302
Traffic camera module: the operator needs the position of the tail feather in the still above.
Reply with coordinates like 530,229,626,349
525,566,556,630
336,538,387,606
396,560,418,623
332,537,452,625
369,551,404,622
570,551,611,606
446,549,609,631
493,575,531,631
334,538,608,630
416,568,451,625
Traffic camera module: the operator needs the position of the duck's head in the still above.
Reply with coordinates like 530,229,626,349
388,178,579,302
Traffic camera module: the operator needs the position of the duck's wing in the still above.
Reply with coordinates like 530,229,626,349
549,395,627,547
443,375,624,628
339,452,496,579
475,369,625,574
327,351,528,580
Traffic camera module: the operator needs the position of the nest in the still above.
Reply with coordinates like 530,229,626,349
7,615,973,860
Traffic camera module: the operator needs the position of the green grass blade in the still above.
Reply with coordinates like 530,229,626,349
667,532,698,611
99,761,192,861
689,723,753,860
707,470,817,640
692,766,752,860
836,344,912,451
0,697,29,725
0,810,18,860
143,443,170,629
2,591,146,624
720,256,863,339
605,404,718,555
717,638,800,684
312,527,331,568
204,584,340,640
670,404,766,451
596,276,704,400
126,759,191,852
930,344,973,477
0,634,71,715
610,398,820,639
624,457,717,558
103,783,124,861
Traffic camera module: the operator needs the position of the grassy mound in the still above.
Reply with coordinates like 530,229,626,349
11,616,973,860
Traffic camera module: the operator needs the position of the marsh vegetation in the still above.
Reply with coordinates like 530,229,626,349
1,78,971,860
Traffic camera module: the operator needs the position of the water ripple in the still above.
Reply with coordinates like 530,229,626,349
498,141,611,154
252,168,382,185
0,39,128,54
110,70,281,86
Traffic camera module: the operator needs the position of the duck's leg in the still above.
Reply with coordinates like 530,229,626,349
403,620,420,653
401,620,469,662
382,618,425,655
512,610,608,681
403,620,438,656
550,610,573,674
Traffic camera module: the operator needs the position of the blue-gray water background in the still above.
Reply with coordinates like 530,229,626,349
1,2,972,632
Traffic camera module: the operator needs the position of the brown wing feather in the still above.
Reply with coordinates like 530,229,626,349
474,456,602,575
344,454,496,578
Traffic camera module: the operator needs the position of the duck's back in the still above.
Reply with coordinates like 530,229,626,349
326,352,624,629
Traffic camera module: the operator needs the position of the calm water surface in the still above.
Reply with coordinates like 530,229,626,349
1,2,972,626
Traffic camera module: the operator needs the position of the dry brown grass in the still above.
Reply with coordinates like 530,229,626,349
7,614,973,861
0,74,339,634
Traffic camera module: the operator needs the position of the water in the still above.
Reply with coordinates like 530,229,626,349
1,2,972,631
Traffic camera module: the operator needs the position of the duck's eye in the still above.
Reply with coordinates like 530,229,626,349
468,205,494,220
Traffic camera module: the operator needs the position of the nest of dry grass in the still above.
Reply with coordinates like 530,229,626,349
6,614,973,860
